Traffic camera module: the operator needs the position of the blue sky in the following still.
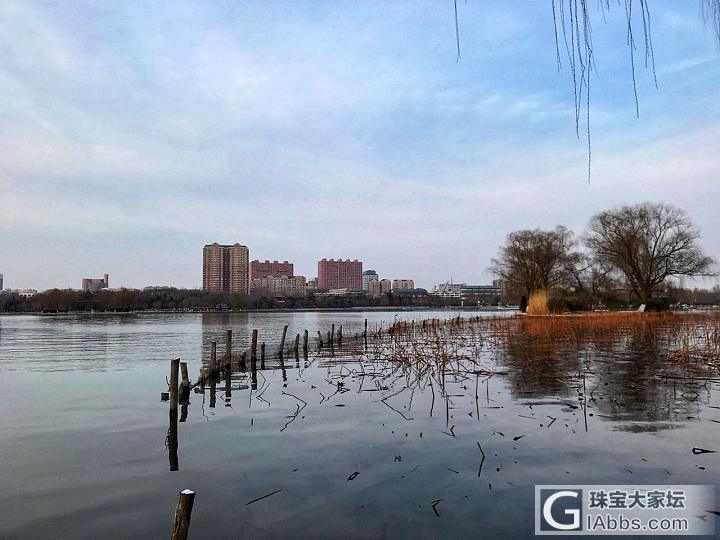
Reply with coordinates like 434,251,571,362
1,1,718,290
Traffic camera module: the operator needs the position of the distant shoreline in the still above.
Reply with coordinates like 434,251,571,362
0,306,516,316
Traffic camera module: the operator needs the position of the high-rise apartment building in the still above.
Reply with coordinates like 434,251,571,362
317,259,362,290
81,274,109,291
250,260,293,280
203,243,249,294
362,270,378,291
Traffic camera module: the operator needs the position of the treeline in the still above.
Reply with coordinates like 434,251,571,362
491,202,718,311
0,287,450,313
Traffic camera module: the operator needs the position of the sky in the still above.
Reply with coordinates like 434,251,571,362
0,0,718,291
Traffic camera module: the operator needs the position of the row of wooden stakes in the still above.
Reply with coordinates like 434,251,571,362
165,314,483,538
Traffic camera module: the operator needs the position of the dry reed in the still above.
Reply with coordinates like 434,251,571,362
526,290,550,315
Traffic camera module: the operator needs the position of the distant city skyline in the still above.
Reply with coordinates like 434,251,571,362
1,2,718,290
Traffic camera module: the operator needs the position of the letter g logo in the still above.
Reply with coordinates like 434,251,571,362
542,490,581,531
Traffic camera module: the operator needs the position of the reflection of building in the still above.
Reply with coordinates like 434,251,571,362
362,270,378,291
318,259,362,290
82,273,109,291
250,275,307,296
250,260,293,280
392,279,414,291
203,243,249,294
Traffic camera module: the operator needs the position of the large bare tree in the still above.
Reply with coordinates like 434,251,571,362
585,202,715,302
490,226,577,297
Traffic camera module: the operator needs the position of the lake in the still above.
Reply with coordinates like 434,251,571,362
0,310,718,539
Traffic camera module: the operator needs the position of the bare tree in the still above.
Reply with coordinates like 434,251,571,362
585,202,715,302
561,253,619,307
490,226,577,296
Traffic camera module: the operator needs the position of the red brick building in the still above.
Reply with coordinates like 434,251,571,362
250,260,293,280
317,259,362,290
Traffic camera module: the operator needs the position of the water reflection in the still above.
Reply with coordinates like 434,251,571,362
496,319,714,430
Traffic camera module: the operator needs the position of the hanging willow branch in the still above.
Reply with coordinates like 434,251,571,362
551,0,659,184
703,0,720,44
453,1,720,183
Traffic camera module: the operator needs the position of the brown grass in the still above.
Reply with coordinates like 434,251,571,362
526,290,550,315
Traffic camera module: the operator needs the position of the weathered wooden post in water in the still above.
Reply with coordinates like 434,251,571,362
260,342,266,370
250,350,258,390
317,330,323,349
279,324,288,356
225,367,232,406
171,489,195,540
330,324,335,348
337,325,342,347
179,361,190,422
179,362,190,402
303,329,308,356
170,359,179,413
225,329,232,370
293,334,299,356
251,329,258,361
169,359,179,471
210,341,217,376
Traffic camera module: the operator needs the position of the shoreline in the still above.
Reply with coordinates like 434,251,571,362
0,306,518,316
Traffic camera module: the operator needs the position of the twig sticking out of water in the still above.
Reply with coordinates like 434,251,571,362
245,489,283,506
431,499,443,518
477,442,486,477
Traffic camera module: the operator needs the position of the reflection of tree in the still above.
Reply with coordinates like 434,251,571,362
496,320,712,430
591,327,710,428
499,337,581,399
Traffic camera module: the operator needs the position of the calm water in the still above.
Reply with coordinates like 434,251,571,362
1,311,718,539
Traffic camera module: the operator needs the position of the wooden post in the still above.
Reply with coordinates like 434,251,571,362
170,359,179,412
338,325,342,346
179,361,190,405
169,359,179,471
303,329,308,355
251,329,258,361
224,368,232,407
278,352,287,382
260,342,266,370
209,373,216,408
279,324,288,356
225,329,232,369
250,352,258,390
293,334,299,355
330,324,335,348
317,330,323,349
171,489,196,540
168,406,178,470
210,341,217,375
